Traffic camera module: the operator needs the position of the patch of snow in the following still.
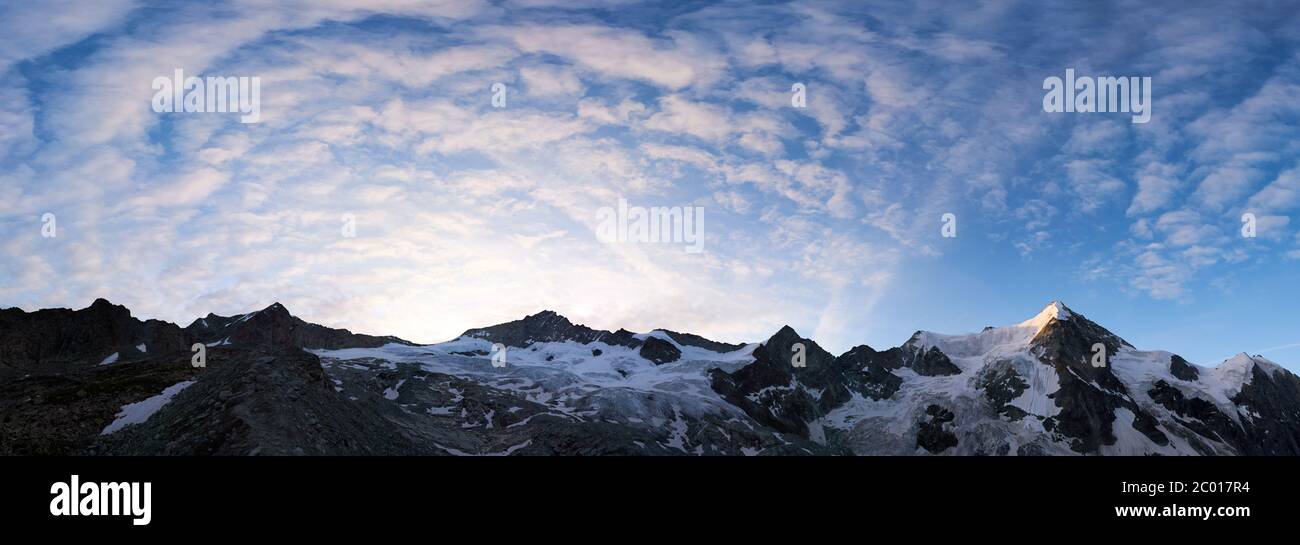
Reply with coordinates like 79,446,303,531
136,343,147,353
1008,362,1061,418
97,352,120,366
382,379,406,400
662,409,690,452
484,439,531,456
433,443,474,456
434,439,532,456
100,380,197,435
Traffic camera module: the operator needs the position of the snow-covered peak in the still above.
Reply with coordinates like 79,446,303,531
1222,353,1254,366
1017,301,1072,332
1216,353,1283,377
1194,353,1286,402
906,301,1083,371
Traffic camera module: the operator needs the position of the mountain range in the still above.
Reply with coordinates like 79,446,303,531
1,299,1297,455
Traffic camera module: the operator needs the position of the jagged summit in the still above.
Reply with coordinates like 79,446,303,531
187,303,288,330
83,297,134,319
461,310,630,348
0,298,188,371
461,310,744,353
651,329,746,353
87,297,120,310
235,302,292,321
183,302,409,350
774,324,800,338
517,309,574,329
1017,300,1074,332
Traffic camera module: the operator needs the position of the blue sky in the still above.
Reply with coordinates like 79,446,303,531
1,0,1298,370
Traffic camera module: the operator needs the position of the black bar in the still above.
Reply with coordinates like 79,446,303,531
2,456,1287,535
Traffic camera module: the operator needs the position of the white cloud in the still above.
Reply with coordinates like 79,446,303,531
643,95,733,141
0,0,138,71
712,190,751,213
420,111,593,155
577,97,646,125
1246,166,1300,214
1065,159,1126,213
296,40,518,88
1128,160,1181,216
122,168,231,212
520,64,584,96
495,24,721,89
1192,164,1262,211
1153,210,1218,247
